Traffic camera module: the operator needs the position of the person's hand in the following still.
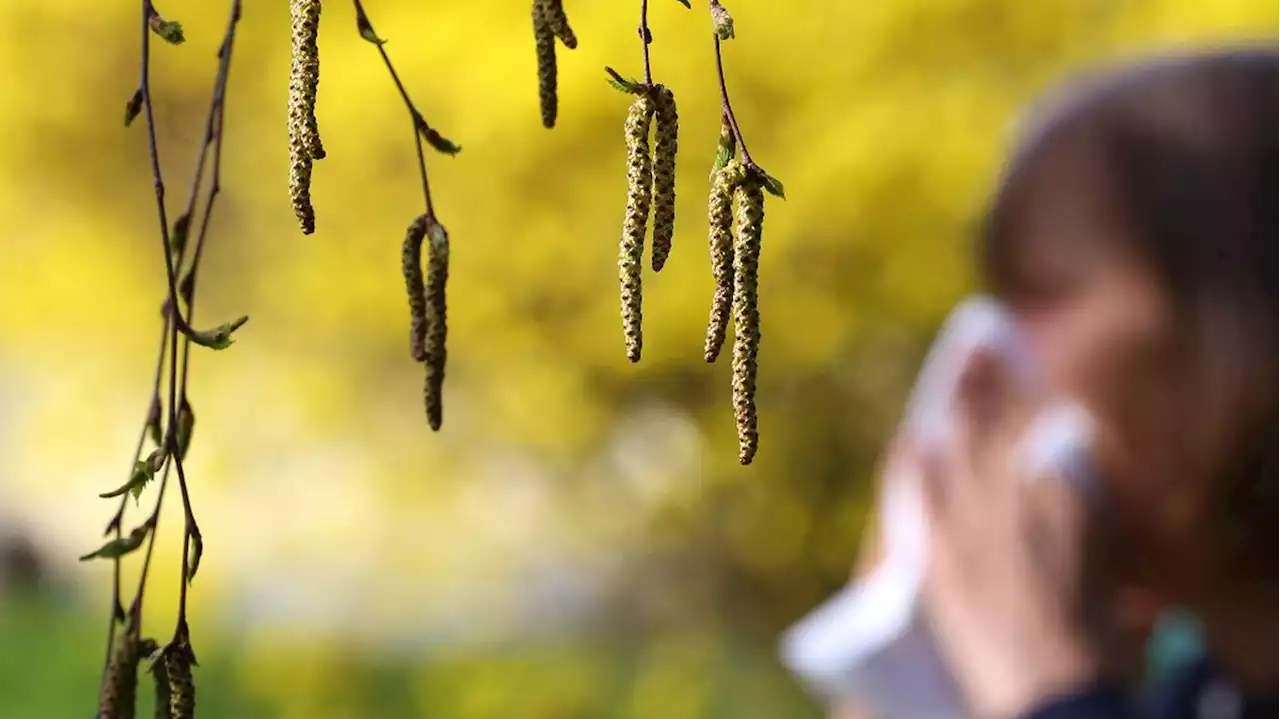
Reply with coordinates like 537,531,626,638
915,348,1100,719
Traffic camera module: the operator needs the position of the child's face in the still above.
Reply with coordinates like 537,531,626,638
990,139,1236,594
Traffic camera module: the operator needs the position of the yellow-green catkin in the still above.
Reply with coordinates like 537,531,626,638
288,0,322,233
98,635,148,719
423,221,450,431
704,162,747,363
619,94,655,363
650,85,678,272
538,0,577,49
731,179,765,465
532,3,558,128
164,642,196,719
402,215,429,363
143,640,170,719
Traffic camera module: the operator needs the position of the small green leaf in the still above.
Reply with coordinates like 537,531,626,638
176,397,195,461
170,213,191,257
711,3,735,40
124,89,144,127
604,67,645,94
711,121,736,175
186,531,203,584
79,526,148,561
189,315,249,350
761,172,786,199
149,19,185,45
100,457,155,500
355,8,387,45
146,395,163,447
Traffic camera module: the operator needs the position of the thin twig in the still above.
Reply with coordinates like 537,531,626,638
353,0,438,219
98,323,166,685
712,33,754,168
121,0,240,645
639,0,653,85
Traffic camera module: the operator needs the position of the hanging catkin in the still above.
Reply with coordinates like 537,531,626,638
650,85,678,272
423,221,450,431
98,634,147,719
146,640,170,719
619,94,655,363
288,0,322,233
532,3,558,128
301,0,324,160
164,643,196,719
538,0,577,49
704,161,747,362
402,215,429,363
731,179,764,465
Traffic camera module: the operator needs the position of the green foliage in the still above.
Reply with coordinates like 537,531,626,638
79,525,149,561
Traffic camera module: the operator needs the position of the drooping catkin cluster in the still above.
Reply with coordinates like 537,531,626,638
619,94,654,363
288,0,323,234
703,161,748,363
649,85,679,272
613,84,681,363
730,178,765,465
98,634,151,719
402,214,450,430
163,643,196,719
532,0,577,128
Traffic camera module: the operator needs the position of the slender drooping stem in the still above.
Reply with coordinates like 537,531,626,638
98,322,167,683
121,0,240,646
639,0,653,85
712,33,754,168
353,0,438,219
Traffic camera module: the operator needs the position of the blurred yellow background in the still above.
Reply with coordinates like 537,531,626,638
0,0,1273,716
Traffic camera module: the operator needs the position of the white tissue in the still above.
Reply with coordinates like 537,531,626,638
779,296,1096,718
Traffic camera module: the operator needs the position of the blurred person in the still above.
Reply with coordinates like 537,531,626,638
0,522,44,600
849,47,1276,719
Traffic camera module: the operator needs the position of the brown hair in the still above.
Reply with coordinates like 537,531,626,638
983,47,1278,571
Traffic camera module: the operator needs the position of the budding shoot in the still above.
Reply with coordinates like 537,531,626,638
619,94,655,363
650,85,679,272
731,178,765,465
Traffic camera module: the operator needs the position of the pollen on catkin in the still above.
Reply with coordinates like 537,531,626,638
650,85,678,273
288,0,320,233
532,3,558,128
704,162,747,363
402,215,429,363
290,0,323,160
98,634,147,719
146,640,170,719
619,94,655,363
731,179,765,465
538,0,577,49
164,643,196,719
423,221,450,431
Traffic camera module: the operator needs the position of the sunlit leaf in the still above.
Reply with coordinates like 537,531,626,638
188,315,249,350
79,525,148,561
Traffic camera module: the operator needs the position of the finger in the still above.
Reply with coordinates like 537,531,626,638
1019,466,1088,598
